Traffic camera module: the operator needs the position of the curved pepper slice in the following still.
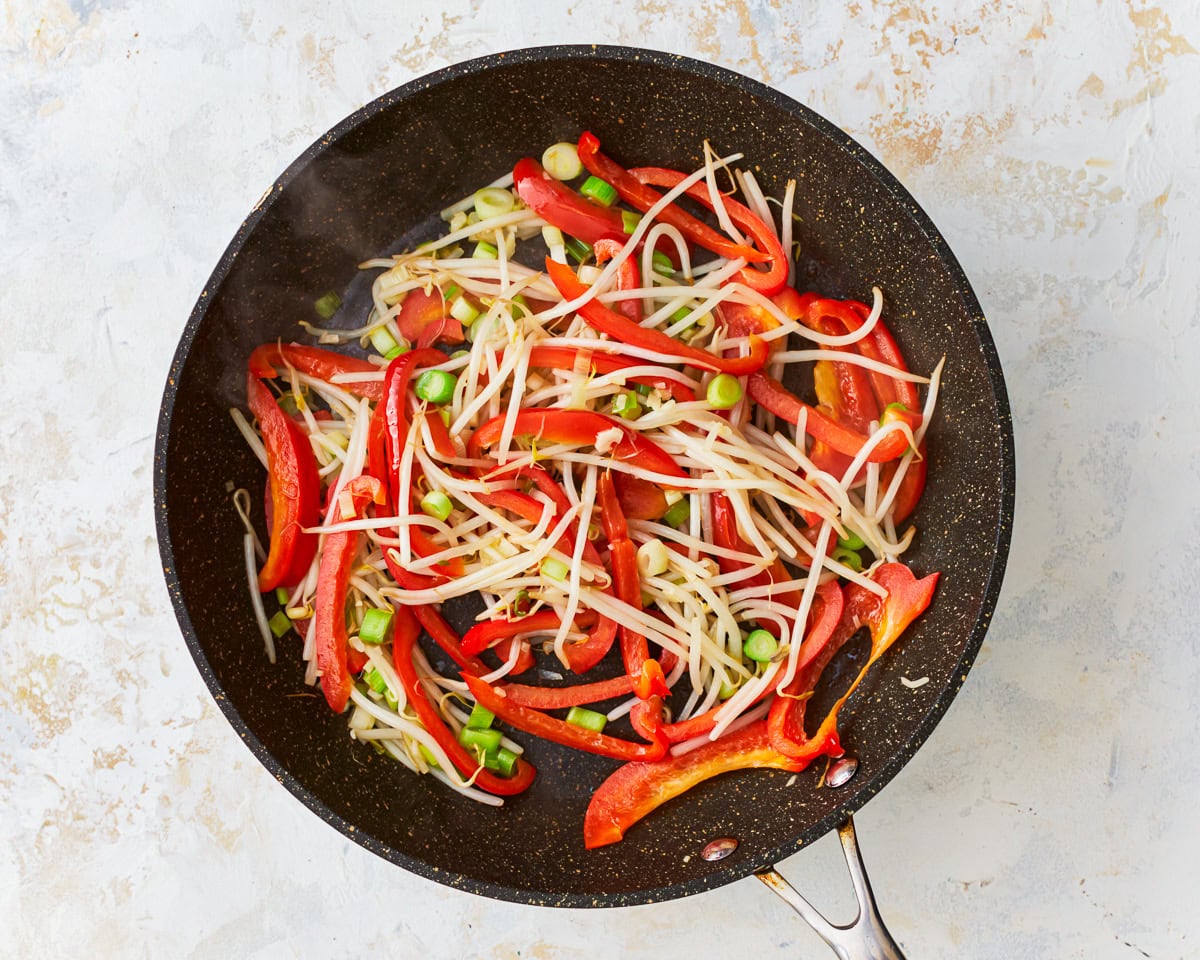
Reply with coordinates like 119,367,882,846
249,343,384,401
598,472,669,700
628,166,789,295
546,258,769,377
583,720,803,848
246,371,322,591
768,563,938,759
396,287,465,349
593,237,643,322
469,406,688,484
575,132,768,266
513,156,628,246
526,345,695,403
391,607,536,796
464,674,667,762
312,475,386,713
462,608,595,657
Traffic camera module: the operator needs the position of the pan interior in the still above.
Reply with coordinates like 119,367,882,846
157,47,1012,907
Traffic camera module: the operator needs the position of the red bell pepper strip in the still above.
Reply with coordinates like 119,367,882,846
747,372,913,463
583,720,804,848
575,132,768,266
546,258,769,376
463,674,668,762
768,563,938,760
246,372,322,591
249,343,384,401
383,348,452,504
501,674,635,709
396,287,465,349
406,603,488,676
392,611,536,796
526,345,695,402
880,439,928,524
613,472,669,521
513,156,628,246
598,472,669,700
462,608,595,656
628,166,789,295
470,406,688,484
311,475,385,713
593,237,643,323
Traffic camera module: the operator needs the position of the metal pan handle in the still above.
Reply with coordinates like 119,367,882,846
757,816,906,960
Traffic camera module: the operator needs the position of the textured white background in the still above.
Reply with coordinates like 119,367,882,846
2,2,1198,958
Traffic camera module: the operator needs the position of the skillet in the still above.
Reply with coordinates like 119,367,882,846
155,45,1014,953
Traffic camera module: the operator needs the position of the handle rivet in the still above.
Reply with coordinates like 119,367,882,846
826,756,858,789
701,837,738,861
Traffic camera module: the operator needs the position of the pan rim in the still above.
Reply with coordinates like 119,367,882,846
153,43,1016,908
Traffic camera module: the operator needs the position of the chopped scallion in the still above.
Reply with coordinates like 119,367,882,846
563,235,593,264
420,490,453,522
384,344,409,360
837,531,866,551
706,373,744,409
540,556,569,581
268,610,292,638
832,547,863,572
652,251,673,275
473,186,515,220
490,746,519,777
622,210,641,234
466,704,495,730
611,392,641,420
368,325,400,356
566,706,607,732
744,629,778,663
457,726,503,753
415,369,457,405
473,240,499,259
663,498,690,529
274,587,290,605
314,291,342,319
449,295,481,325
365,667,388,694
580,175,618,207
359,608,393,645
542,142,582,180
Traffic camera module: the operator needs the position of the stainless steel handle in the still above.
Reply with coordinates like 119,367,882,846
757,816,906,960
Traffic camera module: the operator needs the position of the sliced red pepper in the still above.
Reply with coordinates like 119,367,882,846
246,372,322,591
392,610,535,796
628,166,788,295
492,635,536,675
768,563,938,760
583,720,803,848
501,674,635,709
513,156,628,246
311,475,385,713
462,608,595,657
747,372,913,463
709,492,803,613
613,472,668,521
396,287,465,350
249,343,384,401
575,132,767,266
464,674,667,762
599,472,669,700
526,344,695,402
593,237,643,323
546,258,769,376
880,439,928,524
407,603,488,676
470,405,688,484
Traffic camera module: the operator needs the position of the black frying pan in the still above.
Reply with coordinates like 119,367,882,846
155,46,1014,949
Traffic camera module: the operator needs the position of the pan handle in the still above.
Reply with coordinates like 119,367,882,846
756,816,906,960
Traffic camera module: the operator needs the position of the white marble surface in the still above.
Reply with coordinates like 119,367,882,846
2,2,1198,957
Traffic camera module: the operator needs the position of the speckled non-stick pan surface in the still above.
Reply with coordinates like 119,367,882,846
155,46,1014,907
